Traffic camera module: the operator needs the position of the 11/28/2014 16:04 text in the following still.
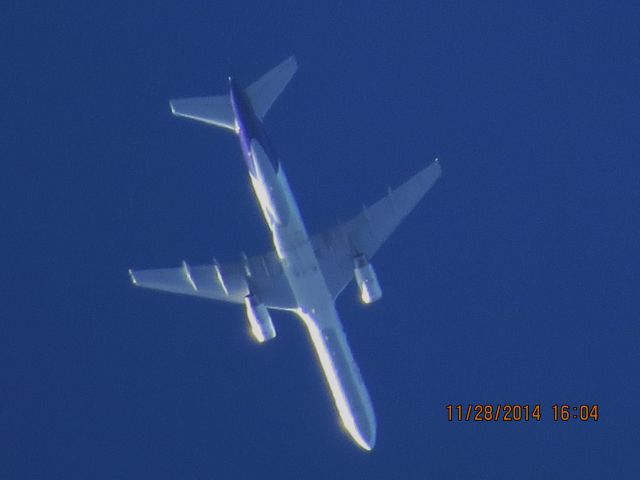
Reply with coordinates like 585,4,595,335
446,404,599,422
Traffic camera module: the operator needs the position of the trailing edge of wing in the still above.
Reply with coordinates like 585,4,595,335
311,160,442,299
129,251,297,310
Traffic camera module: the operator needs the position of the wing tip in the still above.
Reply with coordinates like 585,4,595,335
128,269,138,286
287,55,298,71
431,157,442,176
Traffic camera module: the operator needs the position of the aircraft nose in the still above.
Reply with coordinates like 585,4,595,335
360,419,377,451
348,413,377,451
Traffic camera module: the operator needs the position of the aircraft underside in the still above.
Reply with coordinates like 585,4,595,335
128,56,442,450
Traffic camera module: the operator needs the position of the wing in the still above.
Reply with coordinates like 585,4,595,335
129,250,297,310
311,160,442,299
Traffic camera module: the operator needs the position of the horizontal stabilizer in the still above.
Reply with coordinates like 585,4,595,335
247,56,297,120
170,94,236,131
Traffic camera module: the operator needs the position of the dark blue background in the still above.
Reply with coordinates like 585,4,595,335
3,1,639,478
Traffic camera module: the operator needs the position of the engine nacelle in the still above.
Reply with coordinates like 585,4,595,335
244,294,276,343
354,255,382,304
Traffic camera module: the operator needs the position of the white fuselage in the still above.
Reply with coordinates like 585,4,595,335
247,139,377,450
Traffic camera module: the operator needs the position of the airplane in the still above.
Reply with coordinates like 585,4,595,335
128,57,442,451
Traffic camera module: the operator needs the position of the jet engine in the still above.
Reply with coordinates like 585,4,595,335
353,254,382,304
244,294,276,343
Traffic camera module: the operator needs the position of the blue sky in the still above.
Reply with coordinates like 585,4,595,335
3,1,639,478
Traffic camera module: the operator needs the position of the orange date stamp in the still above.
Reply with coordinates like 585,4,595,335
446,404,599,422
